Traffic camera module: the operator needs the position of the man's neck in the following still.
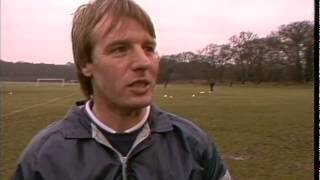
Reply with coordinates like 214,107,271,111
91,100,147,133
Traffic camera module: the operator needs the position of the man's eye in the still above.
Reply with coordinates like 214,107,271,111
144,46,156,53
110,46,128,54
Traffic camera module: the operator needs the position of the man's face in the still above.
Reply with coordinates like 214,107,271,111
82,18,159,110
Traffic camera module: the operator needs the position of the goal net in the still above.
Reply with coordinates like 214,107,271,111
36,78,65,86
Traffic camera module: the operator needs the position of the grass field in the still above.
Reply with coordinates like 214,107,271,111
0,82,314,179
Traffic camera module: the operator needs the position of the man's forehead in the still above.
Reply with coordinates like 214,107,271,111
92,16,153,42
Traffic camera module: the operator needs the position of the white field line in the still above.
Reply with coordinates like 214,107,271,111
2,93,77,118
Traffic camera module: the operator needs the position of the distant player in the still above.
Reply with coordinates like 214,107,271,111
210,81,215,92
12,0,232,179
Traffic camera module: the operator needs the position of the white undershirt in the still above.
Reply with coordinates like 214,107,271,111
85,100,150,134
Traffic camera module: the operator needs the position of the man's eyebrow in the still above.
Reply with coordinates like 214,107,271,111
105,39,157,47
144,39,157,46
105,40,130,47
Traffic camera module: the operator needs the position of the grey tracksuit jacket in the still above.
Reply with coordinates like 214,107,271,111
13,104,231,180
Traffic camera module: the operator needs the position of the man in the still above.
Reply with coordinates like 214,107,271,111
210,81,215,92
13,0,232,179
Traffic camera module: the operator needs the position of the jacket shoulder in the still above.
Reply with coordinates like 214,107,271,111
18,119,64,161
165,112,211,142
161,111,230,180
16,106,85,165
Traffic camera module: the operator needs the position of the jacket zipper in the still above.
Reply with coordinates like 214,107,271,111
92,123,150,180
119,156,128,180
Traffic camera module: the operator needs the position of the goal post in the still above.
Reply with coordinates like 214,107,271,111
36,78,65,86
64,80,79,86
68,80,79,84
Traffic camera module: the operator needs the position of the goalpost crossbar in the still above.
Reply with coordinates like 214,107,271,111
36,78,65,86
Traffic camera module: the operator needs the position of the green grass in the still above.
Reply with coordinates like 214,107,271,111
1,82,314,179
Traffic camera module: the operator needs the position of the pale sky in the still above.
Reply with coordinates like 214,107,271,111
1,0,313,64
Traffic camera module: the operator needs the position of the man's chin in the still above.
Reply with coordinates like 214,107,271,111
123,98,152,110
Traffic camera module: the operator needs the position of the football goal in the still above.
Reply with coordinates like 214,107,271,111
64,80,79,86
36,78,65,86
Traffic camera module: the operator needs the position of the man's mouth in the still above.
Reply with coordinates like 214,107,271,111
127,79,152,93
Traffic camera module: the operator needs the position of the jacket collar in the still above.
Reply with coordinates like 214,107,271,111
62,106,92,139
62,104,173,139
148,104,174,133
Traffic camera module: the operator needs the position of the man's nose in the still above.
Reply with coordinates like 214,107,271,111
131,47,152,71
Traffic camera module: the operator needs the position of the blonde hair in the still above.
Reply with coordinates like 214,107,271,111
71,0,156,98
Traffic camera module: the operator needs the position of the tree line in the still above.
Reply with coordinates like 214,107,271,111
158,21,314,85
0,21,314,85
0,61,77,82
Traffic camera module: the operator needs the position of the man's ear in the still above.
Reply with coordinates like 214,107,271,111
81,64,93,77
